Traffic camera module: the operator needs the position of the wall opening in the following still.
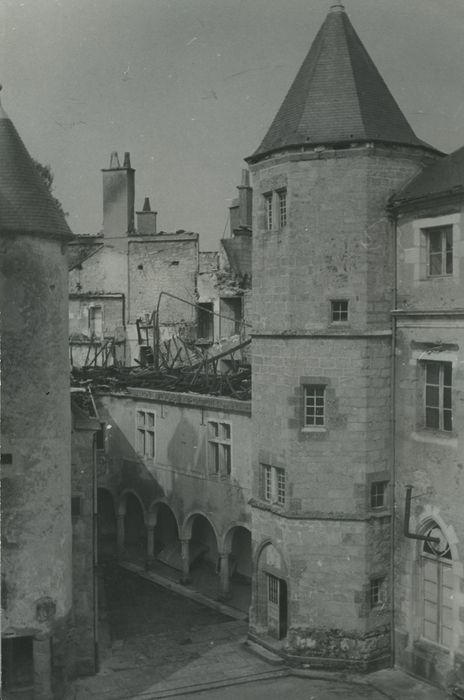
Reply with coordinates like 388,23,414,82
97,488,117,562
124,493,146,558
2,636,34,692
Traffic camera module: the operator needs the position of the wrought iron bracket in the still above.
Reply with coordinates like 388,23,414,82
403,485,440,543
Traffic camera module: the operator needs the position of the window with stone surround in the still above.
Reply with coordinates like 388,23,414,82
208,420,232,476
263,192,273,231
424,361,452,432
136,409,155,458
420,523,453,647
331,299,348,322
370,481,388,509
304,385,326,427
261,464,286,506
425,225,453,277
369,577,386,608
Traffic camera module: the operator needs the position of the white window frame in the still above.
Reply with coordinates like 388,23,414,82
420,525,453,648
136,409,156,459
424,225,453,277
277,189,287,228
207,420,232,476
304,385,326,428
263,192,273,231
262,464,286,506
412,213,460,282
423,361,452,432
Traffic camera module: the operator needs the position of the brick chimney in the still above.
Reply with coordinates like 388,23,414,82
136,197,157,236
102,151,135,236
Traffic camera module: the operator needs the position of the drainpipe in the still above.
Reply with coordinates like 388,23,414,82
389,210,398,668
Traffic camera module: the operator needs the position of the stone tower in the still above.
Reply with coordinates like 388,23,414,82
247,4,441,668
0,92,74,697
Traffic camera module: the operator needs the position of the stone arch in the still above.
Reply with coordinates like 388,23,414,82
147,498,181,532
118,489,147,521
253,539,290,641
119,490,147,558
182,512,219,571
222,523,252,580
181,511,219,544
148,500,180,559
411,511,463,655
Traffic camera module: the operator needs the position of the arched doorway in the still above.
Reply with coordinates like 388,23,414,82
255,542,288,640
123,493,147,559
97,488,117,562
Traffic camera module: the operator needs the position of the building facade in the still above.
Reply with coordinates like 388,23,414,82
0,94,74,698
248,3,462,684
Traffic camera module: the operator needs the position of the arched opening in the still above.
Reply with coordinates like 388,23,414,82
190,514,218,572
152,503,180,567
227,525,252,611
124,493,146,559
97,488,117,562
229,526,252,581
418,522,453,648
255,541,288,640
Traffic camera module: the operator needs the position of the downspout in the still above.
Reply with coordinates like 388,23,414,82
389,209,398,667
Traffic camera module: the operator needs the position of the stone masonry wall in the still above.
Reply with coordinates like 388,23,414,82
394,320,464,689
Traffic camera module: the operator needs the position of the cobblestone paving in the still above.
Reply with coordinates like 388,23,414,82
66,565,271,699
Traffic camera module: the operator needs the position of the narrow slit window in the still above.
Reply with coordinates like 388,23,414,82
263,193,273,231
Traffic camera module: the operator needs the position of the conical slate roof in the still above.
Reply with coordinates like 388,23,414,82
0,92,73,238
394,145,464,204
248,3,435,162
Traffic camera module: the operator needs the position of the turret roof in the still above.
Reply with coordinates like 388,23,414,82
0,91,73,239
248,3,436,162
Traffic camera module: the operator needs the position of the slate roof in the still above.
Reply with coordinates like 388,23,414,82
393,145,464,205
248,3,436,163
0,94,73,238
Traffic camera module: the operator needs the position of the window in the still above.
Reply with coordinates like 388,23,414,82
331,300,348,322
198,302,214,340
278,189,287,228
261,464,286,506
89,305,103,339
304,385,325,427
370,481,388,509
263,193,273,231
424,361,452,431
276,468,286,506
268,574,279,604
208,421,231,475
426,226,453,277
137,410,155,458
370,577,385,608
263,464,272,502
421,523,453,647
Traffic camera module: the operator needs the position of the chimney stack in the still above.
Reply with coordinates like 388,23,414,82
228,169,252,237
102,151,135,236
136,197,157,236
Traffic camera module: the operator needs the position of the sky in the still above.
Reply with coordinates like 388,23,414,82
1,0,464,249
